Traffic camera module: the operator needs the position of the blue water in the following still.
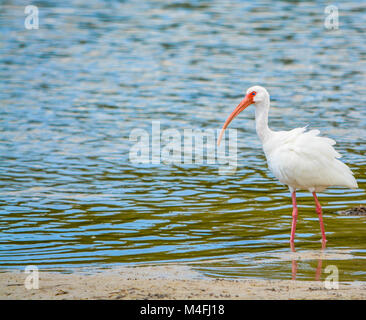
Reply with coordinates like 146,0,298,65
0,0,366,281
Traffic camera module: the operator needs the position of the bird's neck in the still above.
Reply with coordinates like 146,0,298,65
254,97,272,143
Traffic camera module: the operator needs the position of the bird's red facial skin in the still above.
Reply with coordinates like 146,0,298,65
217,92,256,146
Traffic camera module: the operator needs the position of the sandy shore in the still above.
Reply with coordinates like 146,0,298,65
1,264,366,300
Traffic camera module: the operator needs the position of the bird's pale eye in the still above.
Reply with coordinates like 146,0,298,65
251,91,256,96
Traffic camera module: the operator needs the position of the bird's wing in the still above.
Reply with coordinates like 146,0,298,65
264,127,357,190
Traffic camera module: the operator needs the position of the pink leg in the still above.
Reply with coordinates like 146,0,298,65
312,192,327,243
290,191,298,243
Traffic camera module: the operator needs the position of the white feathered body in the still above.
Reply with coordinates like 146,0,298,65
220,85,357,243
262,127,358,192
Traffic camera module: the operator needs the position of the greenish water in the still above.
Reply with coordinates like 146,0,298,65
0,0,365,281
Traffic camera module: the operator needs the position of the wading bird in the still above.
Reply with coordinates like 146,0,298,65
218,86,358,244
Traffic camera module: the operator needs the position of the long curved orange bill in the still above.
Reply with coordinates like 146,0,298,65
217,94,253,146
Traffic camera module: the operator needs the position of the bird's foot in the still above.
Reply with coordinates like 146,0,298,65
320,239,327,250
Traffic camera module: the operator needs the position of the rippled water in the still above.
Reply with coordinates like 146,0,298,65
1,0,366,281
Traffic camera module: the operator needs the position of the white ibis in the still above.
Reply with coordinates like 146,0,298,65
218,85,358,244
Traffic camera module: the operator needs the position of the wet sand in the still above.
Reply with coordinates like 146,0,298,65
1,264,366,300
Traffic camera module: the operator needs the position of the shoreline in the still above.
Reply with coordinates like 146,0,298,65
1,264,366,300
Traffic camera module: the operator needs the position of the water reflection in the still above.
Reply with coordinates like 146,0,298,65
290,242,326,281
